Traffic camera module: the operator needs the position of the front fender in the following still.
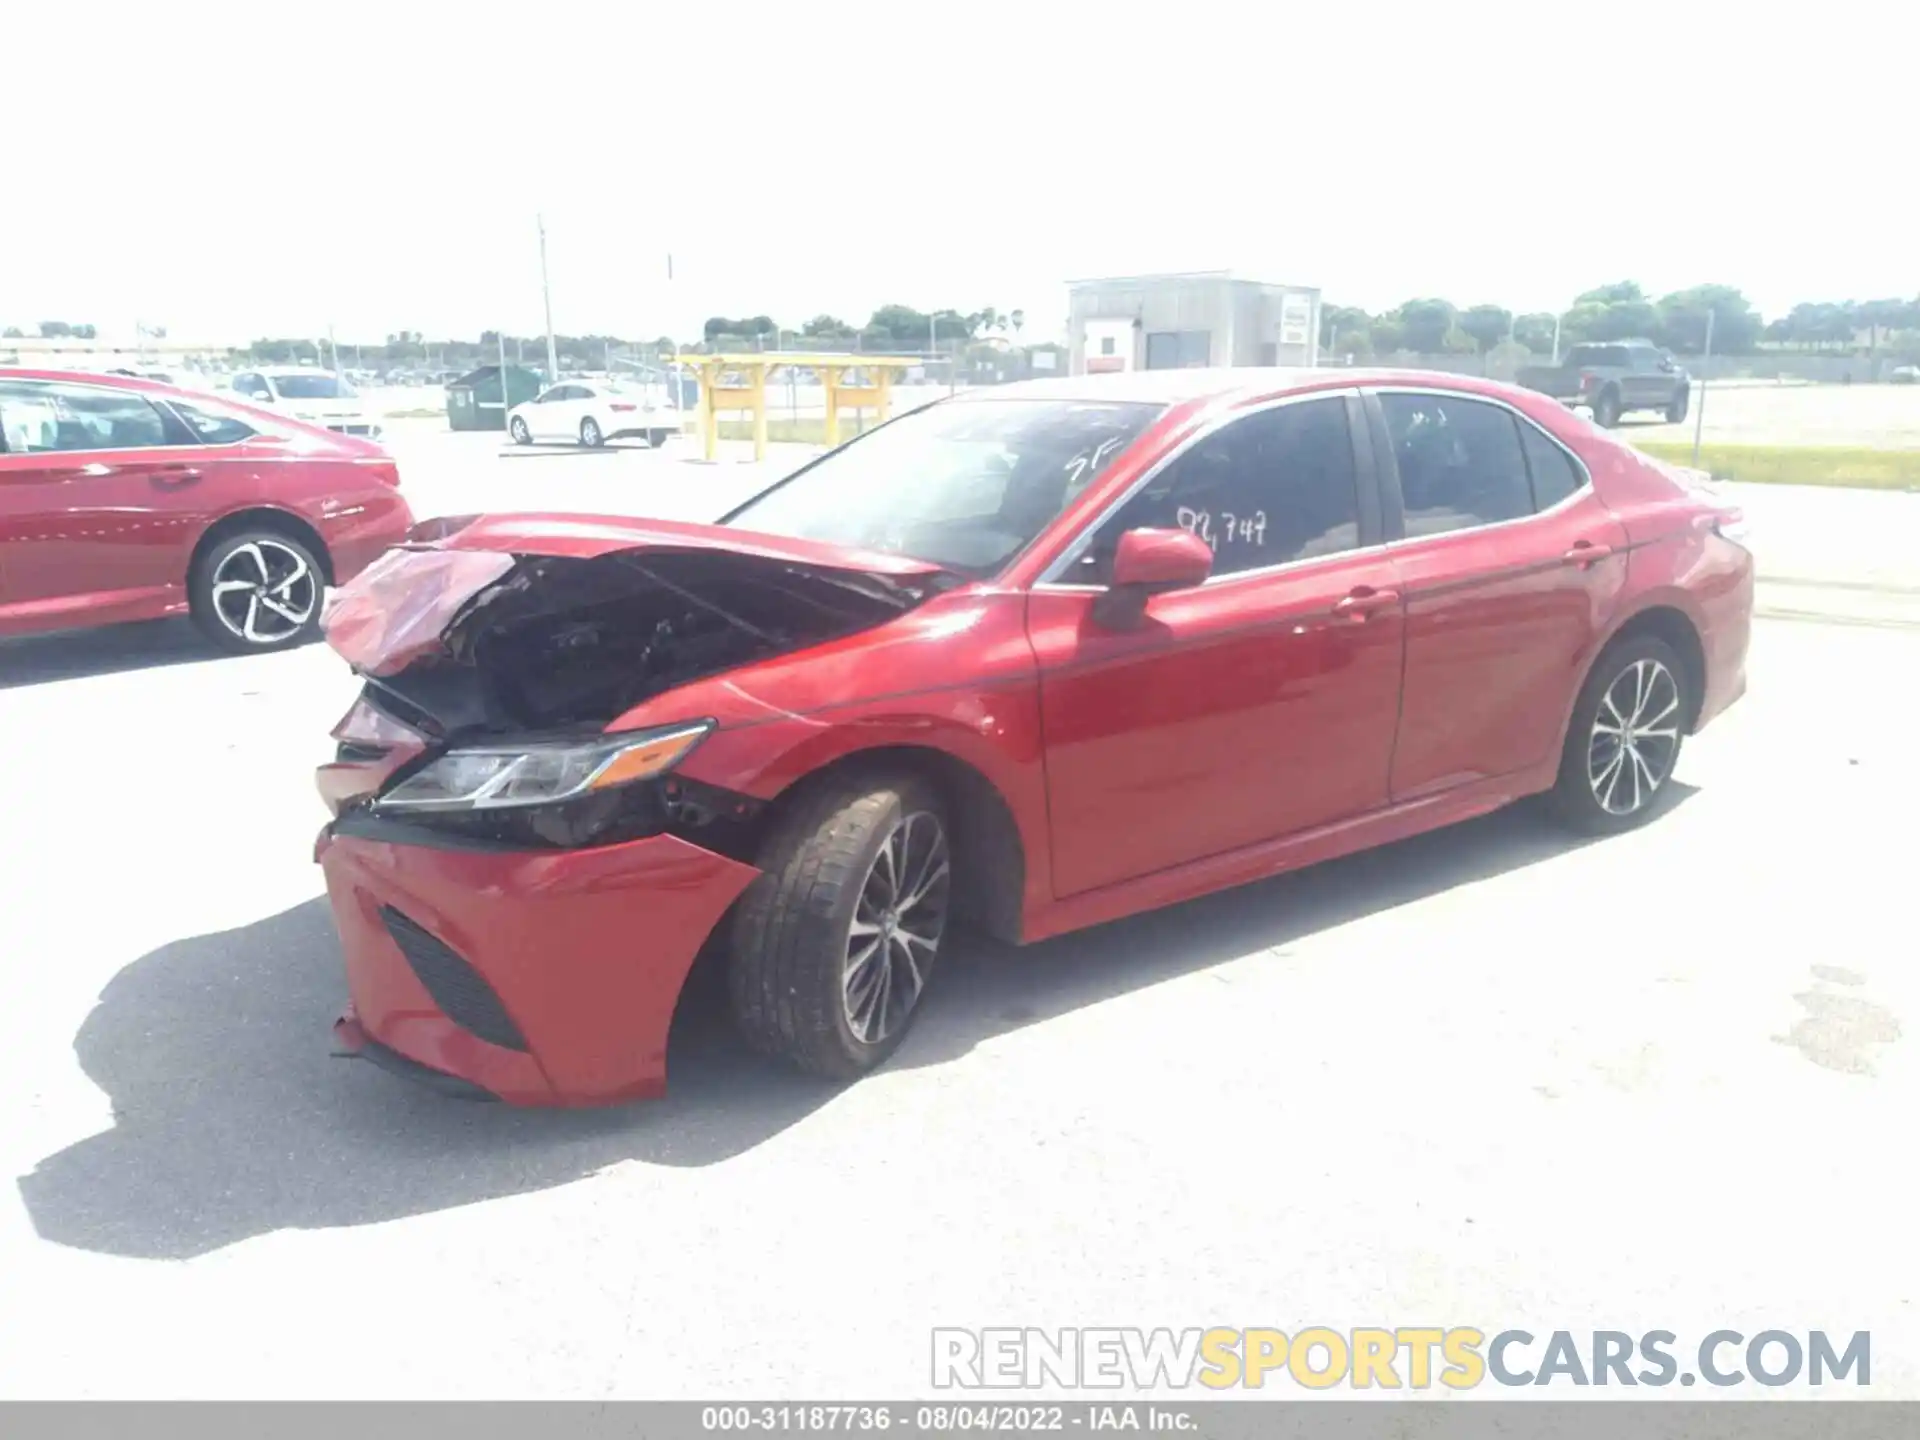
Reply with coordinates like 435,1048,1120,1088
675,682,1055,921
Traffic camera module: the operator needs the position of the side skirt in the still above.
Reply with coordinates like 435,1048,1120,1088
1023,761,1560,943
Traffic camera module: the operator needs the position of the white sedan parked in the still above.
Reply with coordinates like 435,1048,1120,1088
507,381,679,448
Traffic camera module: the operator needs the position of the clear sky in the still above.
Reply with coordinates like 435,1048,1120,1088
4,0,1907,346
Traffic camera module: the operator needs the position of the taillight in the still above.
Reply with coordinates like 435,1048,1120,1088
1579,371,1598,391
1713,508,1750,548
365,459,401,487
609,402,637,412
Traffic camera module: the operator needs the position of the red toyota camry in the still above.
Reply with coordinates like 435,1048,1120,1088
0,368,411,650
317,368,1752,1105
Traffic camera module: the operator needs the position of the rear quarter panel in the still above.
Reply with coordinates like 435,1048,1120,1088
1571,428,1754,729
208,435,412,580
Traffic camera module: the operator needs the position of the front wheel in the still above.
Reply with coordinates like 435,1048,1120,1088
1547,635,1690,834
727,772,952,1078
1665,390,1690,424
190,529,326,653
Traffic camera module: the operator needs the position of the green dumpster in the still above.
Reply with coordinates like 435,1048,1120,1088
446,364,545,431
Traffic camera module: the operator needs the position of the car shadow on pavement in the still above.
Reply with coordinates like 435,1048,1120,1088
0,618,226,688
17,789,1691,1259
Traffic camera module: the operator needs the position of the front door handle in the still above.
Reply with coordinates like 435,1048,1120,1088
151,464,203,487
1563,540,1614,567
1333,586,1401,620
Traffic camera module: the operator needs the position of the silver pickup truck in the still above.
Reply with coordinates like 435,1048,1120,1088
1517,340,1691,427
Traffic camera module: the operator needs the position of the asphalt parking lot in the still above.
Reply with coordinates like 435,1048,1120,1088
2,428,1917,1398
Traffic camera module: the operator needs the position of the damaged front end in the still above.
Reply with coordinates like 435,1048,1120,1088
316,514,949,854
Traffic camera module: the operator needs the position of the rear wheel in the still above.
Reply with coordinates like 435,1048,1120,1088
579,416,603,448
1665,389,1690,424
727,772,952,1078
190,529,325,653
1591,387,1623,428
647,428,672,449
1547,635,1690,834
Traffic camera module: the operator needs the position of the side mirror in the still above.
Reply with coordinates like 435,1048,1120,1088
1110,527,1213,591
1093,527,1212,628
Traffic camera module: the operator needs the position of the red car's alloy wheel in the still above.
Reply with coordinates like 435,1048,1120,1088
843,810,951,1045
1587,656,1682,816
208,537,320,646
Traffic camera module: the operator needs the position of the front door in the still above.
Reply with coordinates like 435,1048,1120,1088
1030,394,1405,897
0,378,209,631
1368,389,1631,799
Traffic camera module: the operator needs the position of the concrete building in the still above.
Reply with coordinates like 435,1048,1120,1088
1067,271,1320,377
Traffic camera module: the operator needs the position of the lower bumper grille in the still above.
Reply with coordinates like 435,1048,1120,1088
378,906,529,1051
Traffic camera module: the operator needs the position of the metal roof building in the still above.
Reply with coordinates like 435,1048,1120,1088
1067,271,1321,377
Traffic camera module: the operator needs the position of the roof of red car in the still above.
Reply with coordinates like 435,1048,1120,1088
0,366,184,393
966,366,1523,408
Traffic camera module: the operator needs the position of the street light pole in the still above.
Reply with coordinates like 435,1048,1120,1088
1690,308,1716,470
538,213,559,381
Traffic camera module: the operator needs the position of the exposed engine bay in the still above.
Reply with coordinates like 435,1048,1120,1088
355,547,943,742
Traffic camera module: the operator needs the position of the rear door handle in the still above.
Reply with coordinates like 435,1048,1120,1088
1563,540,1614,566
1333,586,1401,620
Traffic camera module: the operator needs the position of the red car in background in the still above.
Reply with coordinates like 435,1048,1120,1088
0,368,412,651
317,368,1752,1106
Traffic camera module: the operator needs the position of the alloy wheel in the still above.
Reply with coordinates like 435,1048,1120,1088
842,810,950,1045
210,539,317,645
1588,658,1682,815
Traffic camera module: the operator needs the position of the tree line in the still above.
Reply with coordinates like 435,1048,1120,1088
16,286,1917,367
1320,283,1920,359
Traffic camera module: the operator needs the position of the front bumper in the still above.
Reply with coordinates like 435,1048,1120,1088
318,826,760,1105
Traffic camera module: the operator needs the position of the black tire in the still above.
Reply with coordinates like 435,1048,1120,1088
1591,387,1623,428
1665,389,1689,424
509,416,531,445
647,428,671,449
579,416,603,448
1546,634,1691,835
727,771,952,1079
189,528,327,654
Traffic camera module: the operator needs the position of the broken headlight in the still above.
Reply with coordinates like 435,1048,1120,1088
375,721,711,814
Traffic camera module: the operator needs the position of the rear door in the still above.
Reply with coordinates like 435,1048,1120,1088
1368,387,1630,800
1029,392,1405,897
0,378,212,631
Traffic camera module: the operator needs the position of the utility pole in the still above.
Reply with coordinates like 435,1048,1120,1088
538,213,559,381
1691,308,1715,469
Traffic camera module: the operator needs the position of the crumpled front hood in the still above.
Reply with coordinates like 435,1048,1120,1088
320,513,950,739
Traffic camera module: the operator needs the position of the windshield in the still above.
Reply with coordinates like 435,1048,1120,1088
722,398,1162,575
271,373,356,399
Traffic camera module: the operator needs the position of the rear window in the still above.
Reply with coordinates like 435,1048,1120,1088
1565,345,1629,368
271,373,356,399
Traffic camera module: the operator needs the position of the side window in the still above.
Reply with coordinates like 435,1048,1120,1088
1377,393,1532,538
168,398,258,445
0,383,61,453
235,372,272,400
0,381,174,452
1078,398,1361,581
1517,423,1585,510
